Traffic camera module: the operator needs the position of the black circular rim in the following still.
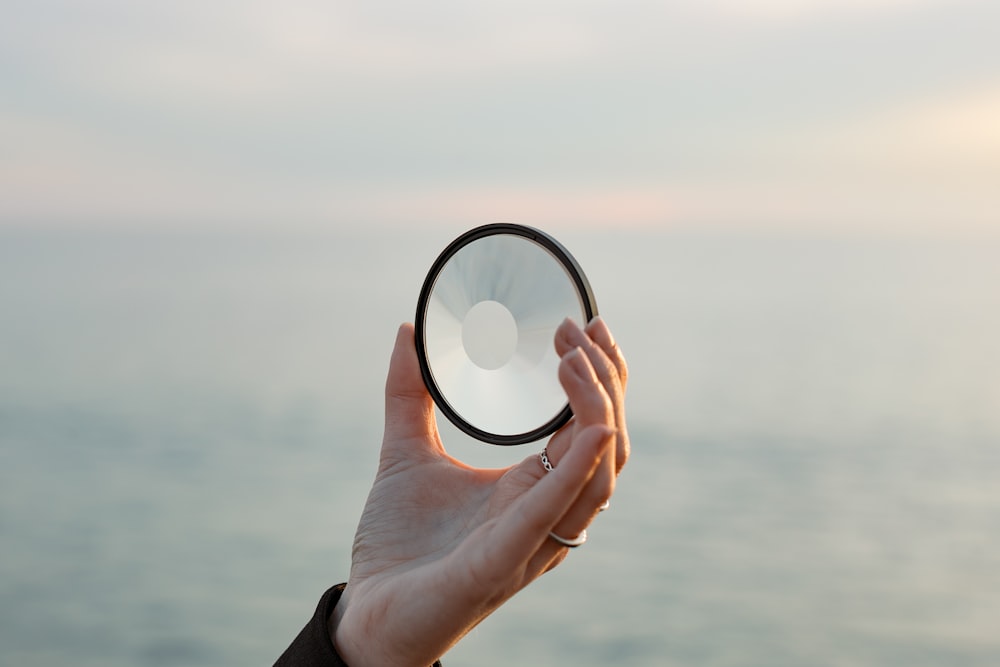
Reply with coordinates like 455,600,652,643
414,223,598,445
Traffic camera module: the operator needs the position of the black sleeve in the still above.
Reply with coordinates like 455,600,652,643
274,584,443,667
274,584,349,667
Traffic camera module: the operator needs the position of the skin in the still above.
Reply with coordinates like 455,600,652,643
330,317,630,667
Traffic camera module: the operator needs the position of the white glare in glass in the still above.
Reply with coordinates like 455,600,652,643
423,233,586,437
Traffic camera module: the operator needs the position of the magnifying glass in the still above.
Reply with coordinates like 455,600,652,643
414,224,598,445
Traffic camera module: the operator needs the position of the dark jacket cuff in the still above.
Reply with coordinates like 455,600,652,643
275,584,350,666
275,584,442,667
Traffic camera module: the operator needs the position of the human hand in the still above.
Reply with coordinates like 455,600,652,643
330,317,629,667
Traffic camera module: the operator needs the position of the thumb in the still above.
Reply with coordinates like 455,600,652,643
382,322,443,453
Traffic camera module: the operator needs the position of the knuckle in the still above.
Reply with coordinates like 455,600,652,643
618,357,629,385
584,473,614,506
617,439,631,470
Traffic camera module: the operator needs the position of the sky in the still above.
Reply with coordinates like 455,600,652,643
2,0,998,235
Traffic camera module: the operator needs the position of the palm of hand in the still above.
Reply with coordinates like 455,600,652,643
336,443,551,666
332,319,626,667
352,439,549,583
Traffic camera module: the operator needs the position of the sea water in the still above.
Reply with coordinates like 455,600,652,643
1,229,998,666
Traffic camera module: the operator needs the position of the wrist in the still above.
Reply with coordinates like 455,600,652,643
327,585,364,666
326,583,444,667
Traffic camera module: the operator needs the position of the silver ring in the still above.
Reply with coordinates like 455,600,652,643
539,448,555,473
598,499,610,512
548,528,587,548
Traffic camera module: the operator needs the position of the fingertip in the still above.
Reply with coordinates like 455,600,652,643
559,345,595,382
569,424,616,467
389,321,413,365
585,315,615,348
561,316,581,331
584,316,629,387
586,423,618,448
383,322,441,449
598,423,619,439
554,317,580,355
395,321,416,346
386,321,429,400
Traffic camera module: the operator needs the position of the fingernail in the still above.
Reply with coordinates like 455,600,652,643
586,315,615,347
563,346,592,379
586,315,607,333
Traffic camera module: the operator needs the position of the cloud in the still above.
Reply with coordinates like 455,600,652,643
697,0,943,22
2,0,997,235
810,87,1000,176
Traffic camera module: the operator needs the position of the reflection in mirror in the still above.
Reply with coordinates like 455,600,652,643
416,225,597,445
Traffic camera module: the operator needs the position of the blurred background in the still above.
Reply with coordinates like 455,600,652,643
2,1,998,666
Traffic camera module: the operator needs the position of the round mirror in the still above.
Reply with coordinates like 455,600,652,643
415,224,598,445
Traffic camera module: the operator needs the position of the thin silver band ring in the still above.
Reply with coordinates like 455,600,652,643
548,528,587,548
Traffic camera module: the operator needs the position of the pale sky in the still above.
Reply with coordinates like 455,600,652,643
2,0,998,235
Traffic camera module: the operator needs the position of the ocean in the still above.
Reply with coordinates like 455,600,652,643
1,228,998,666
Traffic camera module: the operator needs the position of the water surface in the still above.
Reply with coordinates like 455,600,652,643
1,229,998,666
